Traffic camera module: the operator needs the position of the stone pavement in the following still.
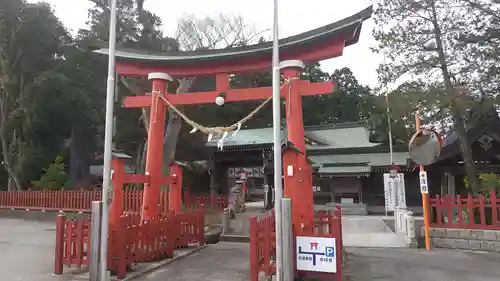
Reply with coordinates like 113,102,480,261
134,242,250,281
0,217,64,281
344,247,500,281
342,216,407,248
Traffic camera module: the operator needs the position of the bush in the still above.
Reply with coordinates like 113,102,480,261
32,156,69,190
464,172,500,197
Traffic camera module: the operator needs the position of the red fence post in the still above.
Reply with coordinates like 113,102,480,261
249,216,258,281
54,215,66,275
491,190,499,228
199,207,205,246
333,208,343,281
115,217,127,279
110,159,125,228
169,163,183,213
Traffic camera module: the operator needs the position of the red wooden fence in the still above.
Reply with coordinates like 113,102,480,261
54,215,91,274
54,209,205,279
430,191,500,230
0,189,226,212
249,211,276,281
0,189,101,212
182,192,228,211
249,208,343,281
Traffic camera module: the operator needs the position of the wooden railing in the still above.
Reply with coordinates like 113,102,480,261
53,216,91,274
430,191,500,230
0,189,227,213
249,211,276,281
183,192,228,211
0,189,102,212
54,210,205,279
249,208,343,281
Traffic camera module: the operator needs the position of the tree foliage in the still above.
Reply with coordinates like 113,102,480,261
371,0,500,190
2,0,499,191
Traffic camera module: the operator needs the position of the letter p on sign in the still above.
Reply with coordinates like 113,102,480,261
325,247,335,257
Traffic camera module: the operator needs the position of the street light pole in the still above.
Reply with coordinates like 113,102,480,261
385,93,396,215
271,0,284,280
99,0,118,279
385,93,394,165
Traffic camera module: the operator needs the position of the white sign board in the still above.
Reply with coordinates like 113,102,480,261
296,236,337,273
383,173,394,211
419,171,429,194
383,173,407,211
396,173,407,208
228,167,264,178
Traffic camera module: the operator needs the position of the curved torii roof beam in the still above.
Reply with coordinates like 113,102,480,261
93,6,373,77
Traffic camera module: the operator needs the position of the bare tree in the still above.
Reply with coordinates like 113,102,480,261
120,12,266,174
175,13,268,50
161,13,267,169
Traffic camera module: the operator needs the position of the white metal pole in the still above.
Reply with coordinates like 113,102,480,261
385,93,394,165
89,201,102,281
281,198,294,281
385,93,393,217
99,0,118,279
271,0,284,280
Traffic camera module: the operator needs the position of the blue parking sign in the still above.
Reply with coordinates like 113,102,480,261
325,246,335,257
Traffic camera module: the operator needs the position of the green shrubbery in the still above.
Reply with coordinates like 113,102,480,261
32,156,69,190
464,173,500,196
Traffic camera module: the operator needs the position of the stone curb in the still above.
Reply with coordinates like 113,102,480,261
121,245,208,281
220,234,250,243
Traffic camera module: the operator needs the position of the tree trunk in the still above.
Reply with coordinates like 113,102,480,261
162,78,193,166
119,77,194,174
0,127,21,191
69,125,92,188
430,2,481,191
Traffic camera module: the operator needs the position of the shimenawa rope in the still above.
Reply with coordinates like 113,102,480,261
157,77,298,149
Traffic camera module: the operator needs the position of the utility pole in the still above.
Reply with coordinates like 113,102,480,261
99,0,118,279
271,0,284,280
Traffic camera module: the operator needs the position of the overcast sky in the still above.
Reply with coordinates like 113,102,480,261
37,0,380,86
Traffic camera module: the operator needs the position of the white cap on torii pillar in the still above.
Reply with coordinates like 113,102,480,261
279,60,305,70
148,72,173,82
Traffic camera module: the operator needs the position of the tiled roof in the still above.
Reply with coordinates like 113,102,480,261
206,121,380,149
309,152,410,167
318,165,371,174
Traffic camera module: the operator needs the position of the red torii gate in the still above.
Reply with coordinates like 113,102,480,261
98,5,373,228
125,61,332,225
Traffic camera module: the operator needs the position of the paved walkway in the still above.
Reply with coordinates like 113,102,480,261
342,216,407,248
135,242,250,281
0,217,61,281
344,247,500,281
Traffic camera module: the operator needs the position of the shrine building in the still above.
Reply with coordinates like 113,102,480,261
205,121,423,214
206,109,500,214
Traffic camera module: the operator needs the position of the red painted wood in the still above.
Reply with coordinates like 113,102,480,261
53,208,204,277
249,208,343,280
142,78,169,220
53,215,65,275
123,81,334,108
109,158,125,227
0,190,225,214
115,38,346,77
282,66,315,231
430,191,500,230
169,163,182,213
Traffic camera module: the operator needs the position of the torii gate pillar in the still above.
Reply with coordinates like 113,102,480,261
142,72,173,220
281,60,314,230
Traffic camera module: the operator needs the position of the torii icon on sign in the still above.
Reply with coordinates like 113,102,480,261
309,242,319,250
